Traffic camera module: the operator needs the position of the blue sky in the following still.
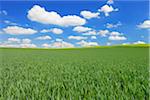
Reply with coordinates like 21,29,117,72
0,0,149,48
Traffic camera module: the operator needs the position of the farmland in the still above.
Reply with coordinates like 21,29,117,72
0,46,149,99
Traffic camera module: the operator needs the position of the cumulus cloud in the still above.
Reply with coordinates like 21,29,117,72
27,5,86,27
42,43,50,48
22,39,31,44
98,30,109,37
98,5,118,16
91,36,97,39
0,10,7,15
41,28,63,34
83,30,97,35
80,10,100,19
3,20,18,25
110,31,122,36
52,41,74,48
133,41,146,44
108,35,127,40
36,35,52,40
77,40,99,47
107,42,111,46
20,43,37,48
0,44,20,48
73,26,92,33
50,28,63,34
122,41,146,45
2,26,37,35
7,38,21,43
0,38,36,48
56,38,63,42
42,41,74,48
68,36,87,40
98,30,126,41
6,38,31,44
40,29,51,33
137,20,150,29
106,22,122,28
107,0,114,4
108,31,127,40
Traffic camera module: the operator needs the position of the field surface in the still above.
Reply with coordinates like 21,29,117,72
0,46,149,99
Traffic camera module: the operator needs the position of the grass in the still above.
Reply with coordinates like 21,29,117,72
0,46,149,99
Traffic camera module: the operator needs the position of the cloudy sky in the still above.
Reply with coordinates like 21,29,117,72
0,0,149,48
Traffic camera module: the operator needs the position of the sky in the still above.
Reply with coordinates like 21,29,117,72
0,0,149,48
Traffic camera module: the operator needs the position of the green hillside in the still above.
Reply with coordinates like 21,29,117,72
0,46,149,99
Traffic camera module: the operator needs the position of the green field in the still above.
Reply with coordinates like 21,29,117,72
0,46,149,99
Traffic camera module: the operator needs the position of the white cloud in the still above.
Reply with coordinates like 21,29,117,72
73,26,92,33
27,5,86,27
98,30,109,37
52,41,74,48
56,38,63,42
36,35,52,40
42,41,74,48
41,28,63,34
0,38,36,48
50,28,63,34
137,20,150,29
0,44,20,48
7,38,21,43
22,39,31,44
107,31,127,41
20,43,37,48
108,35,127,40
61,16,86,27
91,36,97,39
98,5,118,16
107,42,111,46
42,43,50,48
106,22,122,28
80,10,100,19
77,40,99,47
110,31,122,36
83,30,97,35
133,41,146,44
122,41,146,45
0,10,7,15
98,30,126,41
2,26,37,35
6,38,31,44
40,29,51,33
68,36,87,40
107,0,114,4
3,20,18,25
